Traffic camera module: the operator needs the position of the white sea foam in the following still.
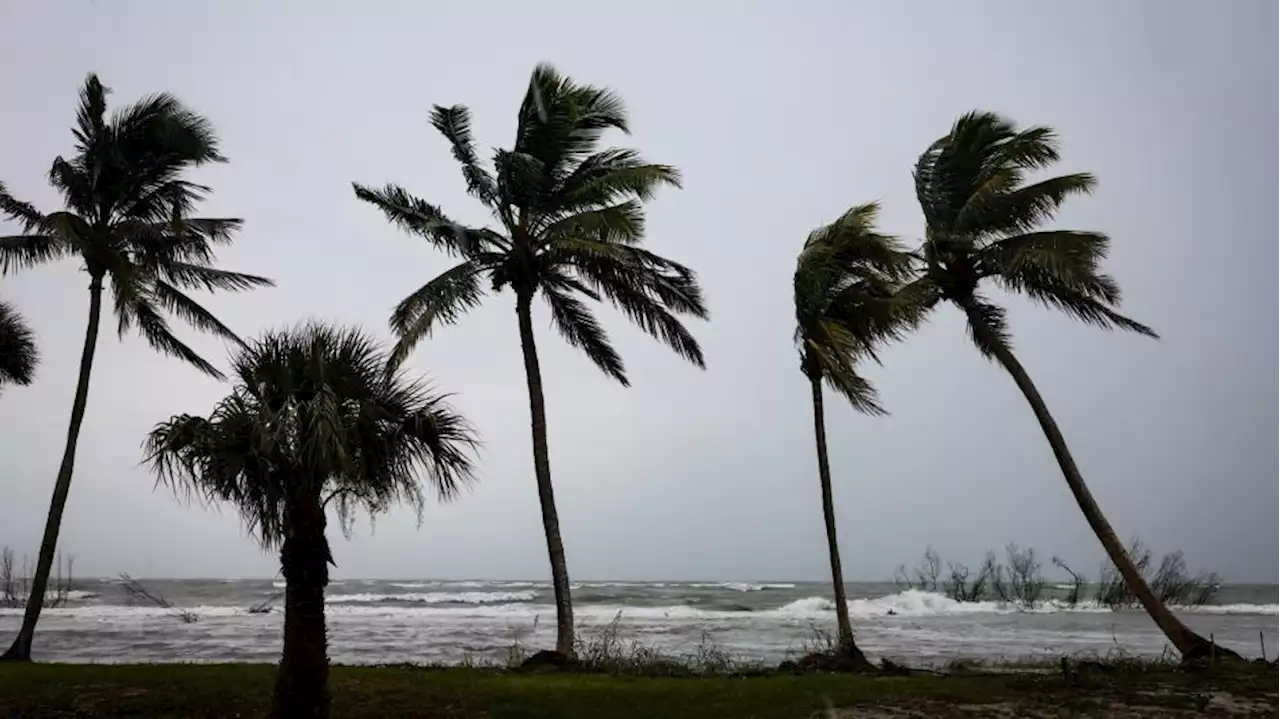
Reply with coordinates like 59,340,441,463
4,590,1273,626
689,582,797,592
573,582,666,589
2,589,99,602
327,590,538,605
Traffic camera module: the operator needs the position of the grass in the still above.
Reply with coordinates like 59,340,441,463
0,660,1275,718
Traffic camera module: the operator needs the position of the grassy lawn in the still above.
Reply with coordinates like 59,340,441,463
0,662,1276,718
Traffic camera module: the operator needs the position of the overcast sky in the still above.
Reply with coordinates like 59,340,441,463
0,0,1275,582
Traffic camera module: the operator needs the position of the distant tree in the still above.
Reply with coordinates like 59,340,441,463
0,300,38,390
909,110,1221,659
354,63,708,655
0,75,272,661
793,202,917,662
145,323,476,719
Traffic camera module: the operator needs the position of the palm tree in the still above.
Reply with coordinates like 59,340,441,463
793,202,916,665
0,75,273,661
353,63,708,656
0,300,38,390
146,322,476,719
910,110,1219,659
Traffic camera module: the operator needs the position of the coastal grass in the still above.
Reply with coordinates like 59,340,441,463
1,660,1276,718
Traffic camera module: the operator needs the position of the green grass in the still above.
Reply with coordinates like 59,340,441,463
0,662,1275,718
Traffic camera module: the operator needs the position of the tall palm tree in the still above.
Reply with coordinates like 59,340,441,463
793,202,915,664
146,322,476,719
0,300,38,390
354,63,708,655
910,110,1218,659
0,75,273,661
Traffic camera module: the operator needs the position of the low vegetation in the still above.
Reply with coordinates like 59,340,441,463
894,540,1222,609
0,660,1274,719
0,547,75,609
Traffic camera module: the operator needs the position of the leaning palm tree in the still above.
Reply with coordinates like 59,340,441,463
354,63,708,656
146,322,476,719
0,75,273,661
0,300,38,390
910,110,1219,659
793,202,916,665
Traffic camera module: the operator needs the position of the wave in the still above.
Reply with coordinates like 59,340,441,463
6,589,1273,622
2,589,99,602
689,582,796,592
327,591,537,605
573,582,666,589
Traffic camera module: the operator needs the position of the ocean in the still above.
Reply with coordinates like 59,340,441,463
3,579,1276,666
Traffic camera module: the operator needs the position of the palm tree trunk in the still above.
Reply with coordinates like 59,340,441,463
808,375,869,665
272,490,331,719
3,276,104,662
970,312,1221,660
516,292,575,656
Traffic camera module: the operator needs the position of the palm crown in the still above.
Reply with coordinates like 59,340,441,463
911,110,1156,354
144,322,478,547
353,63,708,379
794,202,917,414
0,75,273,378
0,300,38,388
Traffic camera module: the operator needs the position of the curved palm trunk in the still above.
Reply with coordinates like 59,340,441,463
516,293,575,656
969,310,1221,660
3,276,104,662
808,376,869,664
272,489,331,719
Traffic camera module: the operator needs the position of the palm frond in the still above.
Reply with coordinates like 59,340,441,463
805,339,886,416
542,288,627,384
72,74,110,154
516,63,629,181
152,280,247,347
110,90,225,166
430,104,500,209
0,300,39,387
128,297,224,378
0,234,70,274
352,183,501,257
960,296,1014,359
557,240,707,366
965,173,1096,238
46,158,97,217
146,398,289,549
552,149,680,213
160,263,274,293
999,271,1157,337
387,261,486,368
978,230,1115,301
803,202,914,282
577,268,705,368
541,200,646,245
0,182,47,231
120,179,213,224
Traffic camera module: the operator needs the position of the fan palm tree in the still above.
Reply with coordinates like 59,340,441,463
0,300,38,390
910,110,1219,659
793,202,916,664
0,75,273,661
146,322,477,719
353,63,708,655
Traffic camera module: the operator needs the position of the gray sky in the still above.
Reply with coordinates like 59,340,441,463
0,0,1275,582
